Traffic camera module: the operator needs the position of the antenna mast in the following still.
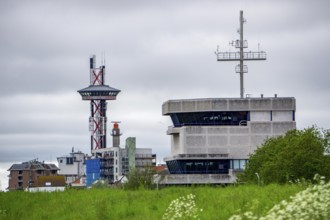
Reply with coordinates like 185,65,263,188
215,11,266,98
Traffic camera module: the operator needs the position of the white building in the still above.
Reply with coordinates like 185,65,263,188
57,149,87,184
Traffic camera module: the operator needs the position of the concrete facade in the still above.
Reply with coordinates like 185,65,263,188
57,150,87,184
162,97,296,185
89,137,156,184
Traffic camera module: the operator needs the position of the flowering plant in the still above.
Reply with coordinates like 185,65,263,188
229,174,330,220
162,194,202,220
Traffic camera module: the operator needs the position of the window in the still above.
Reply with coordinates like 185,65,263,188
171,111,248,127
167,160,230,174
60,160,63,163
232,159,247,170
66,157,74,164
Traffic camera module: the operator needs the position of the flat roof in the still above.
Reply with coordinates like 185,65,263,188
162,97,296,115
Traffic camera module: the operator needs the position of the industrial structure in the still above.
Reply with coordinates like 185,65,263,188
7,159,60,191
78,55,120,153
215,10,266,98
160,11,296,185
78,55,156,187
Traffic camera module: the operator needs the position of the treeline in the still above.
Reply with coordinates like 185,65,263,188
240,127,330,184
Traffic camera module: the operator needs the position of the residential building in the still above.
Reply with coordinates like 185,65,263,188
7,159,59,191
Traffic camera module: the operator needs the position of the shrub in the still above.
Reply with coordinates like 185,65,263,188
240,127,330,184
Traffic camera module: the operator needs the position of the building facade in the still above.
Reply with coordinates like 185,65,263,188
7,159,59,191
57,149,87,184
86,136,156,187
161,97,296,184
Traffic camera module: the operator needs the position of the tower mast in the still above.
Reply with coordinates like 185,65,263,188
215,10,266,98
78,55,120,154
239,11,244,99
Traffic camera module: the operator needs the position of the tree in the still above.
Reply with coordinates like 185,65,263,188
239,127,330,184
123,166,156,190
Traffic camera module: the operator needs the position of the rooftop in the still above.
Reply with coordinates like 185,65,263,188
162,97,296,115
8,160,59,171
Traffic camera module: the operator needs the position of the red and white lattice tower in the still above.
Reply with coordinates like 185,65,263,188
78,55,120,153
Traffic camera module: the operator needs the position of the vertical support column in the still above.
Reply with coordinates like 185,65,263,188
239,10,244,99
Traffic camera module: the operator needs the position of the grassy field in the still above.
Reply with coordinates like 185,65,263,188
0,184,306,220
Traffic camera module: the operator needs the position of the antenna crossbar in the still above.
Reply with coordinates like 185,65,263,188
215,11,266,98
216,51,266,61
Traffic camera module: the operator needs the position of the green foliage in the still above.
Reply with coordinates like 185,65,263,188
123,167,156,190
0,184,304,220
229,175,330,220
240,127,330,184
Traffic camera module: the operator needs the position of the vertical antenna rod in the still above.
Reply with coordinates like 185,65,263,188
239,11,244,99
215,10,266,98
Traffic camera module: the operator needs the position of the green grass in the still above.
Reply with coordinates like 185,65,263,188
0,184,305,220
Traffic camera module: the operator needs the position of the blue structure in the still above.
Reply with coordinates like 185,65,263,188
86,158,104,187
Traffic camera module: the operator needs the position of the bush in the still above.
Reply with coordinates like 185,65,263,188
239,127,330,184
123,166,156,190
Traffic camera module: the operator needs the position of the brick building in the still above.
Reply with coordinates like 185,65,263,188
7,159,59,191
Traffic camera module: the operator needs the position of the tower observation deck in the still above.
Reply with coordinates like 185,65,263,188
215,11,266,98
78,55,120,153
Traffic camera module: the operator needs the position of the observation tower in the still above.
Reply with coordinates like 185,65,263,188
78,55,120,153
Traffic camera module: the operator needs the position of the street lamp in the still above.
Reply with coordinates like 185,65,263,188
255,172,260,187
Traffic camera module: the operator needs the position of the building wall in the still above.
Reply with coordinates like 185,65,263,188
163,97,296,160
8,167,58,190
8,170,30,190
165,121,295,160
57,152,86,184
126,137,136,169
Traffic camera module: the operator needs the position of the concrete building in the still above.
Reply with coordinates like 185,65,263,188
57,149,87,184
161,97,296,184
7,159,59,191
86,123,156,187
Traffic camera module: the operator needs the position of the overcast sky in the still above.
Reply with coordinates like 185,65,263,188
1,0,329,190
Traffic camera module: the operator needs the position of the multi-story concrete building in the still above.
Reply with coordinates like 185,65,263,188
57,149,87,184
161,97,296,184
86,123,156,187
7,159,59,191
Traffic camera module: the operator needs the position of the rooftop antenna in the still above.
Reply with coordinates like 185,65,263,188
215,11,267,98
